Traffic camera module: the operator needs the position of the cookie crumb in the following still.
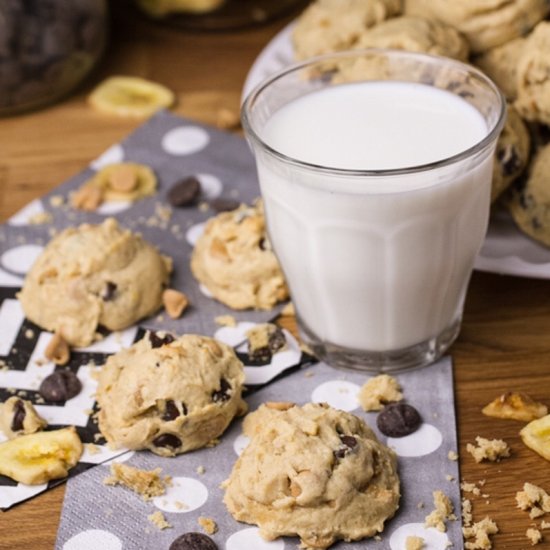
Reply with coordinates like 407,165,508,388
103,463,170,501
147,510,172,530
28,211,53,225
196,465,206,475
482,392,547,422
541,520,550,529
24,329,35,340
174,500,188,510
424,490,456,532
358,374,403,412
446,474,455,482
461,481,481,496
466,436,510,463
526,527,543,546
406,535,425,550
448,450,459,461
198,516,218,535
463,516,498,549
281,301,295,316
462,498,473,527
516,483,550,515
215,315,237,327
85,443,101,455
49,195,65,207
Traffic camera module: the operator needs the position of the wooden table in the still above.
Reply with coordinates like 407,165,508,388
1,2,550,548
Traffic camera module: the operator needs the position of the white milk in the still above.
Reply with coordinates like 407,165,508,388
256,81,494,351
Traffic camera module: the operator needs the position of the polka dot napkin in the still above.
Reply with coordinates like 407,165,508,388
56,358,462,550
0,111,312,510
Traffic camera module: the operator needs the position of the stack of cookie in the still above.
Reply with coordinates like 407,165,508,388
292,0,550,247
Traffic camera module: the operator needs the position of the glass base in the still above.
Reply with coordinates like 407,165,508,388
299,316,462,374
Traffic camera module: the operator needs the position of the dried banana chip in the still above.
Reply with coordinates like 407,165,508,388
0,426,83,485
482,392,548,422
520,414,550,462
88,76,174,118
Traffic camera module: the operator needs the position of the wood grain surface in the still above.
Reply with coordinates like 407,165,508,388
2,2,550,549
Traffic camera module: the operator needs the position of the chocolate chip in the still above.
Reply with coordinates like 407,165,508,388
169,532,218,550
334,434,358,459
153,433,182,449
212,378,231,403
39,370,82,402
168,176,201,207
148,331,175,348
209,198,239,213
162,400,181,421
248,326,287,363
377,403,421,437
101,281,117,301
11,399,26,432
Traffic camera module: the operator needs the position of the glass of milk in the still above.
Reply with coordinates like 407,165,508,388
242,49,505,372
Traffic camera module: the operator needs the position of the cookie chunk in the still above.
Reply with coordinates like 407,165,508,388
18,218,172,347
356,15,469,61
0,397,47,439
404,0,549,53
292,0,401,60
97,332,247,457
223,403,400,549
506,143,550,247
473,37,526,100
190,201,288,310
515,22,550,126
492,104,530,202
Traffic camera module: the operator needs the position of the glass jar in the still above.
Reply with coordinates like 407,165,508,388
0,0,109,117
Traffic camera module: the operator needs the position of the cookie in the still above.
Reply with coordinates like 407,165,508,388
292,0,402,60
97,332,247,457
356,15,469,61
473,37,526,101
18,218,172,347
0,397,47,439
190,201,288,310
515,21,550,126
506,143,550,246
404,0,549,53
492,104,531,202
223,403,400,549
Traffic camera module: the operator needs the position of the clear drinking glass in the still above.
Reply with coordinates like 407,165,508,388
242,49,505,372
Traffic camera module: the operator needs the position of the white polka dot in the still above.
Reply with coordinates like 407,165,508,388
186,222,206,247
311,380,361,412
162,126,210,156
197,173,223,199
386,423,443,457
63,529,122,550
90,144,124,170
1,244,44,274
0,267,24,287
215,322,256,347
95,201,132,215
233,433,250,456
8,199,44,226
226,527,285,550
389,522,450,549
199,283,213,298
153,476,208,513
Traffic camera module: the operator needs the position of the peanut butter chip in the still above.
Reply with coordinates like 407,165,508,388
71,185,103,211
163,289,189,319
44,333,70,365
265,401,295,411
108,165,138,192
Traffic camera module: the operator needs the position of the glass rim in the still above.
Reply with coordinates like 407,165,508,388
241,48,507,177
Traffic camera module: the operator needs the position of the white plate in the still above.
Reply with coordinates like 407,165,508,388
242,23,550,279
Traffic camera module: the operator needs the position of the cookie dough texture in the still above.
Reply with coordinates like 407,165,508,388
224,403,400,549
0,397,47,439
191,202,288,310
506,143,550,247
18,218,172,347
474,37,526,100
492,104,530,202
97,333,247,457
292,0,402,60
404,0,549,53
515,22,550,125
356,15,469,61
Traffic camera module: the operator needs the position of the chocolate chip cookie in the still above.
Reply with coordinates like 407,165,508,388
97,331,247,457
223,402,400,549
190,201,288,310
18,218,172,347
